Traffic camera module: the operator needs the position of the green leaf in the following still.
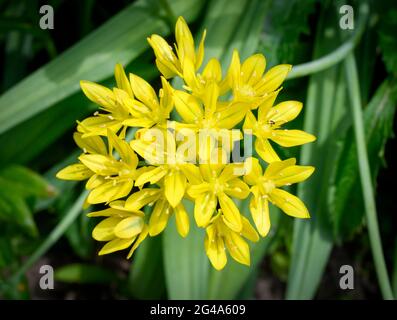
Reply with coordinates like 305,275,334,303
128,234,166,299
0,192,37,237
0,0,205,134
163,200,209,299
0,165,54,198
54,263,118,284
378,9,397,75
286,7,349,299
331,80,397,240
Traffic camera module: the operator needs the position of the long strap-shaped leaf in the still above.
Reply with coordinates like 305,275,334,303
0,0,204,135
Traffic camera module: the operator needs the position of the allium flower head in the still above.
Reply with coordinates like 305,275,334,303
57,16,316,270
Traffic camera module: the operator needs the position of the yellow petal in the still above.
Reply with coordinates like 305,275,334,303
129,73,158,110
270,188,310,218
254,64,292,94
147,34,180,77
56,163,93,181
98,237,136,255
179,163,202,185
160,77,174,116
264,158,296,179
164,170,186,207
273,165,315,187
255,138,280,163
216,104,247,129
194,193,217,227
73,132,107,155
188,182,210,198
125,188,161,211
173,90,203,123
130,137,164,165
205,225,227,270
224,50,241,89
243,157,262,185
218,193,242,232
80,80,115,109
266,101,302,125
203,82,219,117
174,203,189,238
249,195,270,237
78,154,120,175
195,29,206,69
122,118,155,128
219,163,246,182
149,199,171,236
175,16,195,65
270,129,316,147
241,216,259,242
114,63,133,97
87,180,133,204
202,58,222,82
257,89,281,122
135,166,167,186
92,217,122,241
86,174,105,189
78,116,122,136
224,178,250,199
87,207,133,218
241,54,266,85
107,129,138,167
114,216,144,239
242,111,257,131
127,225,149,258
224,231,250,266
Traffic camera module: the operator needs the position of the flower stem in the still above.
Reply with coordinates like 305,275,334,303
288,3,369,80
344,53,394,300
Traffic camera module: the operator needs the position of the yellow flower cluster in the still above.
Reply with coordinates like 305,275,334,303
57,17,316,270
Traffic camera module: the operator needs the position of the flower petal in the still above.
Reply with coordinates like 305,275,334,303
87,179,133,204
224,232,250,266
270,129,316,147
173,90,203,123
241,216,259,242
73,132,107,155
243,157,262,185
241,53,266,85
254,64,291,94
273,165,315,187
249,195,270,237
56,163,93,181
224,178,250,199
218,193,242,232
270,188,310,218
129,73,158,110
205,225,227,270
174,203,190,238
266,101,302,126
125,188,161,211
255,138,280,163
127,225,149,258
194,193,217,227
114,216,144,239
164,170,186,207
99,237,136,255
92,217,122,241
114,63,133,97
149,199,171,236
135,166,167,186
80,80,116,109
